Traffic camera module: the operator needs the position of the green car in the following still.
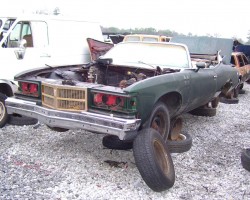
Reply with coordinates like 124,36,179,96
4,39,239,192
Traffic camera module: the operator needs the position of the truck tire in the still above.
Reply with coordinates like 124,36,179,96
8,114,38,126
189,107,216,117
0,93,9,128
147,102,170,141
133,128,175,192
166,132,192,153
102,135,133,150
241,148,250,172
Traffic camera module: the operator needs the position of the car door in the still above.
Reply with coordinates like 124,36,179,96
0,19,49,81
187,67,217,110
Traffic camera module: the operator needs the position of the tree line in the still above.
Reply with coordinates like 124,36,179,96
102,27,250,45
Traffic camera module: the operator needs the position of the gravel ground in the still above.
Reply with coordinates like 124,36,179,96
1,84,250,200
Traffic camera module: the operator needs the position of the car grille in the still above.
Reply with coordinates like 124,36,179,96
42,83,87,112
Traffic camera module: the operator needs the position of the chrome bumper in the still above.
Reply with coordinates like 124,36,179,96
5,97,141,140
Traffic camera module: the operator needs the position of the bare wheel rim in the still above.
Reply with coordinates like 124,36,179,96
0,101,5,121
154,139,170,175
151,111,166,137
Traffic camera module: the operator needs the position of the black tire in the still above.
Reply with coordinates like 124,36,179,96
46,125,69,132
241,148,250,172
102,135,133,150
166,132,192,153
8,114,38,126
239,89,246,94
220,97,239,104
146,102,170,141
189,107,216,117
211,97,219,108
133,128,175,192
0,93,9,128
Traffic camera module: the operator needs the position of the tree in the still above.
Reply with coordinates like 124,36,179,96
246,30,250,45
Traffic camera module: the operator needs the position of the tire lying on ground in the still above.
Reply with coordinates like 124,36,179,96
241,148,250,172
220,97,239,104
0,93,9,128
166,132,192,153
46,125,69,132
102,135,133,150
189,107,216,117
8,113,38,126
133,128,175,192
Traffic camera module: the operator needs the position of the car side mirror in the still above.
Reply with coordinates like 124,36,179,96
195,62,206,72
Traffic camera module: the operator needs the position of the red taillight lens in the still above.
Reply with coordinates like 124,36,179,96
21,82,28,92
19,82,39,97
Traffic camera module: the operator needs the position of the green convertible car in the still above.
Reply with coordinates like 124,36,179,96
3,38,239,192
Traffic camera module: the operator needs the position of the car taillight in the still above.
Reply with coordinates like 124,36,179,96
92,92,136,113
19,81,40,97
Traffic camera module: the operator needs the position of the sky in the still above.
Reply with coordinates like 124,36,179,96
1,0,250,42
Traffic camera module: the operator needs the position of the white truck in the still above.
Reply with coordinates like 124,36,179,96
0,14,104,127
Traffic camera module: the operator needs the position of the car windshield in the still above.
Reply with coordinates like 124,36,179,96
102,42,190,68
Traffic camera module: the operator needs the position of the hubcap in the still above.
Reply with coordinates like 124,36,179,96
0,101,5,121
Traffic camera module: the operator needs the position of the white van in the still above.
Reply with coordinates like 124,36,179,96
0,14,104,96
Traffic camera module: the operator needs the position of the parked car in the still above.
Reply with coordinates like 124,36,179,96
231,52,250,87
4,40,238,192
123,34,171,42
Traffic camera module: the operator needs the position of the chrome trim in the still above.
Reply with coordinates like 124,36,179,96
5,97,141,140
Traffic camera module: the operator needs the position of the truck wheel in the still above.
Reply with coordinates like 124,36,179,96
46,125,69,132
189,107,216,117
241,148,250,172
133,128,175,192
8,114,38,126
147,102,170,141
102,135,133,150
166,132,192,153
0,93,9,128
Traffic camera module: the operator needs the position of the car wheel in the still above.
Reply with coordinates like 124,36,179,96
102,135,133,150
46,125,69,132
8,113,38,126
220,97,239,104
0,93,9,128
189,107,216,117
166,132,192,153
147,102,170,141
241,148,250,172
133,128,175,192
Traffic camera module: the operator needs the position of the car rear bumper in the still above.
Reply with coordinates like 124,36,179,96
5,97,141,140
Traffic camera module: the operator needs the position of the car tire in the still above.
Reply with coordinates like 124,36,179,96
102,135,133,150
241,148,250,172
0,93,9,128
189,107,216,117
166,132,192,153
46,125,69,132
239,89,246,94
133,128,175,192
220,97,239,104
8,114,38,126
146,102,170,141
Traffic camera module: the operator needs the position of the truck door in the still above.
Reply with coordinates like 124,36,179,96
0,19,49,81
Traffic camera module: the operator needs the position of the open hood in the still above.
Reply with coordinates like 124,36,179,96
87,38,114,61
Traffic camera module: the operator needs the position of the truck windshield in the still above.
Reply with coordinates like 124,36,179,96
0,18,16,43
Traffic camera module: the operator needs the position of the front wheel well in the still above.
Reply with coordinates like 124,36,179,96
158,92,182,117
0,83,14,97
